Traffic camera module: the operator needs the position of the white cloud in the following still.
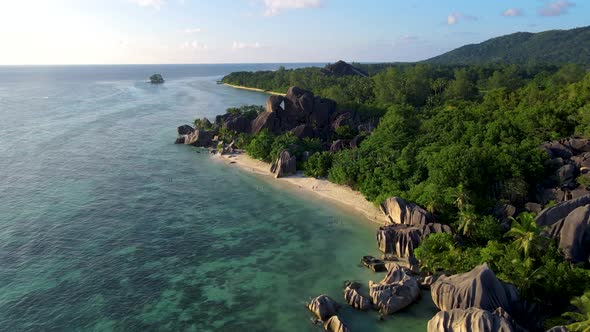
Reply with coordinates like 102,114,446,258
539,1,575,16
232,41,261,50
182,40,208,50
447,12,477,25
184,28,202,33
130,0,166,9
260,0,322,16
502,8,523,17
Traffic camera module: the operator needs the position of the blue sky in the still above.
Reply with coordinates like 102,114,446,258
0,0,587,64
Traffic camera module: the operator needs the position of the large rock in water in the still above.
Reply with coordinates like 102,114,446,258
376,225,422,258
559,205,590,262
343,285,372,311
177,125,195,136
323,315,350,332
270,150,296,178
427,307,517,332
431,264,520,316
175,129,212,147
368,264,420,315
307,295,340,321
376,223,453,258
380,196,434,226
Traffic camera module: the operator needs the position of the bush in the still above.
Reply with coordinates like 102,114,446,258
471,215,503,244
414,232,457,273
304,152,333,178
328,149,360,186
577,174,590,187
269,132,299,161
334,125,358,139
300,137,323,155
226,105,264,120
246,130,275,162
194,118,213,130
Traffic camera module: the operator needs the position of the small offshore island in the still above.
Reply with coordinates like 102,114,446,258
176,27,590,332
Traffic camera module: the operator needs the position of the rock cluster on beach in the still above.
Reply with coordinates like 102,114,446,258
175,86,373,178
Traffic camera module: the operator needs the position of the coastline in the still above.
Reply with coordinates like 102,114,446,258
223,83,286,96
213,152,388,225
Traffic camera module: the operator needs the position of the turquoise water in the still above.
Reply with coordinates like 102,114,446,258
0,65,436,331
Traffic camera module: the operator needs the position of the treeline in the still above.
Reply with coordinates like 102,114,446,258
220,63,590,328
225,63,589,212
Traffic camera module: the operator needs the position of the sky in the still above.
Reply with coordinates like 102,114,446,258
0,0,587,65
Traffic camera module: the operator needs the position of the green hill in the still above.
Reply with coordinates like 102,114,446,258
425,26,590,65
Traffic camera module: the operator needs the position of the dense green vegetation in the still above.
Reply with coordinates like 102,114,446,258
217,59,590,326
425,26,590,65
563,291,590,331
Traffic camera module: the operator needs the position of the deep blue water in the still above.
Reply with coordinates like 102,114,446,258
0,64,435,331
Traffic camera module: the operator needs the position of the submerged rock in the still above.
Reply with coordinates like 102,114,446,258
427,307,517,332
307,295,340,321
361,255,386,272
431,264,520,316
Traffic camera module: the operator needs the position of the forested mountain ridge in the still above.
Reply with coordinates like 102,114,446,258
425,26,590,65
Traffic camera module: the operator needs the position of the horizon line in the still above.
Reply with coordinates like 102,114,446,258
0,60,415,67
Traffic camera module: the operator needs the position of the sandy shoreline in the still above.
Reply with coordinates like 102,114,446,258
222,83,286,96
213,152,388,225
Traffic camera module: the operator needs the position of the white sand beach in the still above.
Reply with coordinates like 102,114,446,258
213,152,388,225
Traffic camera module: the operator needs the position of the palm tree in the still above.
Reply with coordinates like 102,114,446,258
456,204,478,237
504,212,547,258
450,184,470,211
563,291,590,332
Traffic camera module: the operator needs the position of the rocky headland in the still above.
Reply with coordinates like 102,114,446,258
175,84,590,332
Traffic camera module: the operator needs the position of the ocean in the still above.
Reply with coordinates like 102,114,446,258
0,64,435,331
